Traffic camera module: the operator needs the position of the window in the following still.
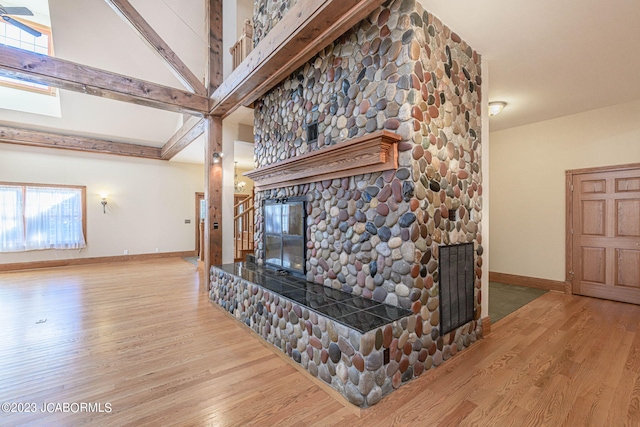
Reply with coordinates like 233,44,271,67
200,199,206,220
0,19,55,95
0,183,86,252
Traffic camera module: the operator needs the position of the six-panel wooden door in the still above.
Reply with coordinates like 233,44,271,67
570,165,640,303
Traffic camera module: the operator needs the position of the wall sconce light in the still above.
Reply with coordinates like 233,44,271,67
212,152,224,164
488,101,507,117
99,192,109,214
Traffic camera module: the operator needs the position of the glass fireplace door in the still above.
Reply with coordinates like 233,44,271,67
264,197,305,275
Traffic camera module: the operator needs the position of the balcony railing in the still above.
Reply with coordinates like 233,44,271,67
230,19,253,71
234,194,254,262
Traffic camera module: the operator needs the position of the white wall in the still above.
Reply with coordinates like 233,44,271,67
221,121,235,264
0,144,204,264
490,100,640,281
480,59,489,319
237,0,254,39
222,0,237,80
129,0,207,84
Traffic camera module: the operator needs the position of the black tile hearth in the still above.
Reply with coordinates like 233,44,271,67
337,310,391,333
216,262,412,333
363,303,412,321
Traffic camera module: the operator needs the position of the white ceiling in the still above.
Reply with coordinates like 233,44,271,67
3,0,51,25
0,0,190,148
421,0,640,131
170,106,255,165
234,139,255,169
1,0,639,163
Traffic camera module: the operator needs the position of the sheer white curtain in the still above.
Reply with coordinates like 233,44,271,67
0,185,25,252
24,187,86,250
0,185,86,252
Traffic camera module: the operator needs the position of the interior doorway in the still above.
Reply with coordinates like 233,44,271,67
195,192,205,260
567,163,640,304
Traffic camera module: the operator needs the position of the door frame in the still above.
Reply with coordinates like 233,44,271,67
195,192,205,257
565,162,640,296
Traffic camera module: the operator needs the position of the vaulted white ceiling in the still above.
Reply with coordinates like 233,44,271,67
1,0,638,162
0,0,205,147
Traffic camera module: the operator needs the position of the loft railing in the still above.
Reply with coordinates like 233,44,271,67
230,19,254,71
234,194,254,262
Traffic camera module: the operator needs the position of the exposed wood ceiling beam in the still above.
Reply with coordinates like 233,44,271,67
161,116,205,160
209,0,385,117
104,0,207,96
0,45,210,115
0,125,162,159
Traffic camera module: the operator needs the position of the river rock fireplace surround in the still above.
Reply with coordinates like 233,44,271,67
210,0,485,408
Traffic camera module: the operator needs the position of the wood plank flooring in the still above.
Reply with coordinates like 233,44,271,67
0,258,639,426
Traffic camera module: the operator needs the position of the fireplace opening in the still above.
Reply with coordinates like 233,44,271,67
264,196,306,277
439,242,475,335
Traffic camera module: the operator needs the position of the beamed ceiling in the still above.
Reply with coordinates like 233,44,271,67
0,0,638,163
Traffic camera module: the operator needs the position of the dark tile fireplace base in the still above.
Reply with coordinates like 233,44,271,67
209,262,484,408
216,262,411,333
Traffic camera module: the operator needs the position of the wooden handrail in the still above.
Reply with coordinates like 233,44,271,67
234,194,255,261
233,194,252,210
233,211,250,221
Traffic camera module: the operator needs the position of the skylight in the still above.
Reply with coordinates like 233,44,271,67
0,0,61,117
0,19,54,94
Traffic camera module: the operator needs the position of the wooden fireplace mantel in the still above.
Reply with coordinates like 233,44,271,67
245,130,401,191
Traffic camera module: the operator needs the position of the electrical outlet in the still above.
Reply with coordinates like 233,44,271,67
124,249,129,255
185,219,191,224
155,248,159,253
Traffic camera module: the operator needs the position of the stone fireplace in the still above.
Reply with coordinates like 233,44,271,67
251,0,483,318
210,0,484,408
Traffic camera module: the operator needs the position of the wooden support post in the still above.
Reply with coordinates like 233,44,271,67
204,0,223,288
204,116,223,286
207,0,223,97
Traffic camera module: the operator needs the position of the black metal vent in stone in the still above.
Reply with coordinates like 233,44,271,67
439,242,475,336
307,121,318,142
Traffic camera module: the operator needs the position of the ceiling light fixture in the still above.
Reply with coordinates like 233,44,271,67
488,101,507,117
234,162,246,193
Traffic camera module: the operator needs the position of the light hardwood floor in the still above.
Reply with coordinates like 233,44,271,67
1,258,639,426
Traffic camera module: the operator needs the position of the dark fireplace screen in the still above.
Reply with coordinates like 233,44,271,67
439,242,475,335
264,196,306,276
